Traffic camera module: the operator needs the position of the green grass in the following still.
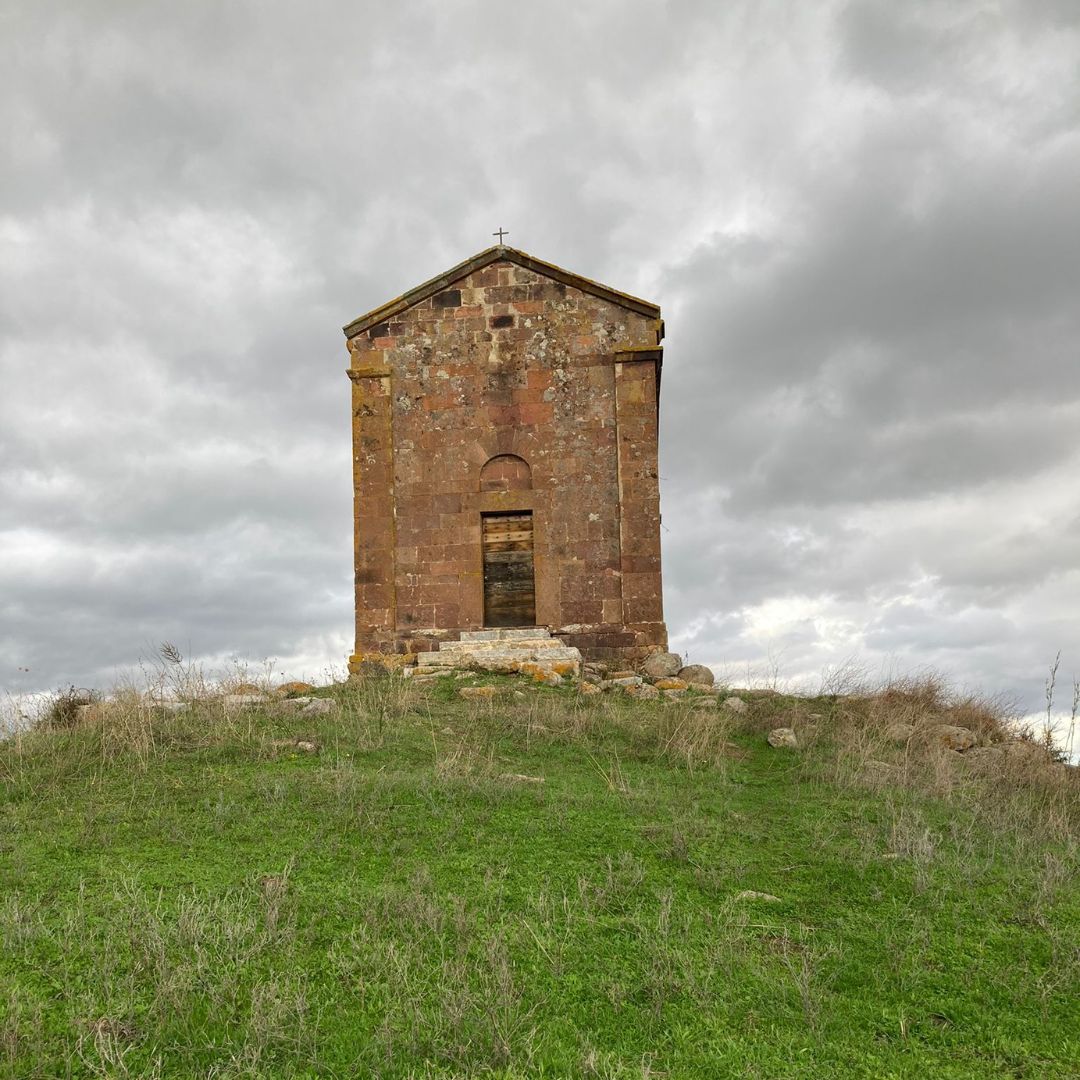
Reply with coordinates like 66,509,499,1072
1,678,1078,1078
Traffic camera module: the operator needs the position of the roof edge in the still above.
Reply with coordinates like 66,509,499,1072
343,245,660,338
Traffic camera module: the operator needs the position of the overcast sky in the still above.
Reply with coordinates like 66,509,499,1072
2,0,1078,720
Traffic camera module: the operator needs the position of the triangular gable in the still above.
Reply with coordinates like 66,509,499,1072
343,245,660,338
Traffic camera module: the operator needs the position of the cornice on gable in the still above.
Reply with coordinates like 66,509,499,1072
343,245,660,339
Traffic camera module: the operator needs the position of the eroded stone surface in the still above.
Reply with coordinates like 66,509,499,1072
885,723,915,743
927,724,977,752
767,727,798,749
653,677,688,691
223,694,268,713
642,652,682,679
459,686,499,700
274,681,315,697
678,665,715,686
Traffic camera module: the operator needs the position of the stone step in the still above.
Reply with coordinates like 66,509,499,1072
459,628,552,642
433,638,567,655
417,646,581,668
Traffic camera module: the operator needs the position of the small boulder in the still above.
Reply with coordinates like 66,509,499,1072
626,683,660,700
678,665,715,686
608,670,637,681
579,681,603,697
271,737,320,754
928,724,976,752
274,681,315,697
500,773,545,784
653,677,688,691
520,662,563,686
459,686,498,700
735,890,781,903
232,683,264,696
767,727,798,749
964,741,1053,766
223,694,268,713
642,652,683,679
608,675,644,687
269,697,309,714
885,723,915,744
300,699,336,717
722,696,748,715
355,659,390,678
661,688,686,700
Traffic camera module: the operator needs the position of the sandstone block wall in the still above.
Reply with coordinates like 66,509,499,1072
346,251,667,667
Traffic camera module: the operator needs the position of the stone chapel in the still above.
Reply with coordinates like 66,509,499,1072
344,244,666,674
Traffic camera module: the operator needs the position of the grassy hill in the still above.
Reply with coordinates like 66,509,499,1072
2,673,1078,1078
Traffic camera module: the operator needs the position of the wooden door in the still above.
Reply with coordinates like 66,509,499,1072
482,512,536,627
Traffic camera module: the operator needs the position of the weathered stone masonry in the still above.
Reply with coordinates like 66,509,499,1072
345,246,667,670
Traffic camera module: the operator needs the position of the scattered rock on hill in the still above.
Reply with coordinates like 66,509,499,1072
232,683,264,696
274,681,314,697
608,675,643,687
736,890,781,903
626,683,660,700
678,665,715,686
579,681,602,697
272,737,320,754
964,741,1054,765
300,699,336,717
653,677,688,691
722,696,748,714
520,662,564,686
501,773,545,784
885,723,915,743
767,727,798,749
410,673,442,685
224,694,268,713
928,724,977,752
459,686,498,700
355,660,390,678
642,652,682,679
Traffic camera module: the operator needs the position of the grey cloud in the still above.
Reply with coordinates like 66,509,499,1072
1,0,1078,719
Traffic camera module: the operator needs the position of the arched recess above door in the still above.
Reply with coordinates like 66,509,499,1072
479,454,532,492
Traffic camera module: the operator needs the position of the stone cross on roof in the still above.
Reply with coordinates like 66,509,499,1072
492,226,509,244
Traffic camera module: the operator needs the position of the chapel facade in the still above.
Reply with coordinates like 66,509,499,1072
344,245,667,671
